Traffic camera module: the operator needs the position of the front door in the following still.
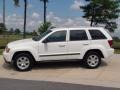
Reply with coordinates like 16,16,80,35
39,30,68,61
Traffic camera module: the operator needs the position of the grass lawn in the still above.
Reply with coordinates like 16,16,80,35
113,41,120,49
0,35,32,48
0,49,4,55
115,49,120,54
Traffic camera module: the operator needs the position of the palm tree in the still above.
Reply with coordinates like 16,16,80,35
40,0,48,24
3,0,5,25
13,0,27,39
38,22,55,34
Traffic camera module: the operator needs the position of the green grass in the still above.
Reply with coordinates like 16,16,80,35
0,35,33,48
115,49,120,54
0,35,33,55
0,49,4,55
113,41,120,49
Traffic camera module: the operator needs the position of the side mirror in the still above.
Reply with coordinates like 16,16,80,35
42,39,48,43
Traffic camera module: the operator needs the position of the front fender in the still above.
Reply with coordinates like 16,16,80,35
11,47,38,61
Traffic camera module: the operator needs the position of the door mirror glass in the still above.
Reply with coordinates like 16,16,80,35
42,39,48,43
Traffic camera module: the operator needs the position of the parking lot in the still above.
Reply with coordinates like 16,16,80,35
0,54,120,88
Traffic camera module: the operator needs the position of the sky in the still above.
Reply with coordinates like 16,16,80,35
0,0,120,38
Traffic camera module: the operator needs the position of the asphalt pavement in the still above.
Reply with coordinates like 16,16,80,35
0,78,119,90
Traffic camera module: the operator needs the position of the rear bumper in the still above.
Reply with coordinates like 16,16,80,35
106,48,114,58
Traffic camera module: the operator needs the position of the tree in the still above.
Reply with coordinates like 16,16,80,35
0,23,6,34
14,28,21,34
80,0,120,32
13,0,28,38
40,0,48,24
38,22,54,34
113,36,120,41
9,28,14,34
32,30,37,36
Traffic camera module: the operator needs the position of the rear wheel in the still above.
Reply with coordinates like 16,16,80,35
84,51,101,69
13,53,33,71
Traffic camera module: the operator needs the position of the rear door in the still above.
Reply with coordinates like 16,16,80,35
67,29,90,59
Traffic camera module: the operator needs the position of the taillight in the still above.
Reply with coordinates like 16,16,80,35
108,40,113,47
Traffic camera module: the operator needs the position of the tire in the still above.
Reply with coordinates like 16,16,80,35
84,51,101,69
13,53,34,71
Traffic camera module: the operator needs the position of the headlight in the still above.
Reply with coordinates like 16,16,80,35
5,46,10,53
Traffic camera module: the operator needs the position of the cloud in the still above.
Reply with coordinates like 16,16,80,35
0,14,2,19
47,12,62,23
0,11,119,38
32,12,40,18
28,4,33,8
71,0,86,10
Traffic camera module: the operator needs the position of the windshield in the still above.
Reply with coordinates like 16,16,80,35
32,30,52,41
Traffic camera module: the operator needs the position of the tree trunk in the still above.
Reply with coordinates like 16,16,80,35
23,0,27,39
90,20,93,26
3,0,5,24
3,0,6,39
44,1,46,24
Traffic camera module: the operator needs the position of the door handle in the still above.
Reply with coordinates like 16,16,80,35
59,45,66,47
83,44,89,45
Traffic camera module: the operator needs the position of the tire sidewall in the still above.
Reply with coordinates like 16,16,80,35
84,51,101,69
13,53,33,71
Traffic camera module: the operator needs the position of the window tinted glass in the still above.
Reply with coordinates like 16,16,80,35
46,31,66,42
89,30,107,40
70,30,88,41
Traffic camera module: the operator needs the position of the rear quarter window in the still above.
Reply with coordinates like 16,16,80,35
89,30,107,40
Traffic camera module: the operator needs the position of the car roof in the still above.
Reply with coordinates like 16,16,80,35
51,27,104,31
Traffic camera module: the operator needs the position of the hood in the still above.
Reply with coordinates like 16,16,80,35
8,38,34,47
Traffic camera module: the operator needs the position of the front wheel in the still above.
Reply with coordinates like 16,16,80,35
84,51,101,69
13,53,33,71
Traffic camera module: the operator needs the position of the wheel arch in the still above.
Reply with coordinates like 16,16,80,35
12,51,36,63
83,49,104,59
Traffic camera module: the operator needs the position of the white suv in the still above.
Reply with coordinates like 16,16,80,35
3,27,114,71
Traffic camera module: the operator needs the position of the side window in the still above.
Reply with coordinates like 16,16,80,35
89,30,107,40
46,31,66,42
70,30,88,41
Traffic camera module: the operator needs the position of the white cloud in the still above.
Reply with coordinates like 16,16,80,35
0,14,2,19
71,0,86,10
47,12,63,23
28,4,32,8
32,12,40,18
1,11,120,38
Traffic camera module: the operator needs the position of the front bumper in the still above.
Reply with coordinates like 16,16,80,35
3,51,12,64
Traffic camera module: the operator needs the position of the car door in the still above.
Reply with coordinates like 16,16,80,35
39,30,68,61
67,29,90,59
